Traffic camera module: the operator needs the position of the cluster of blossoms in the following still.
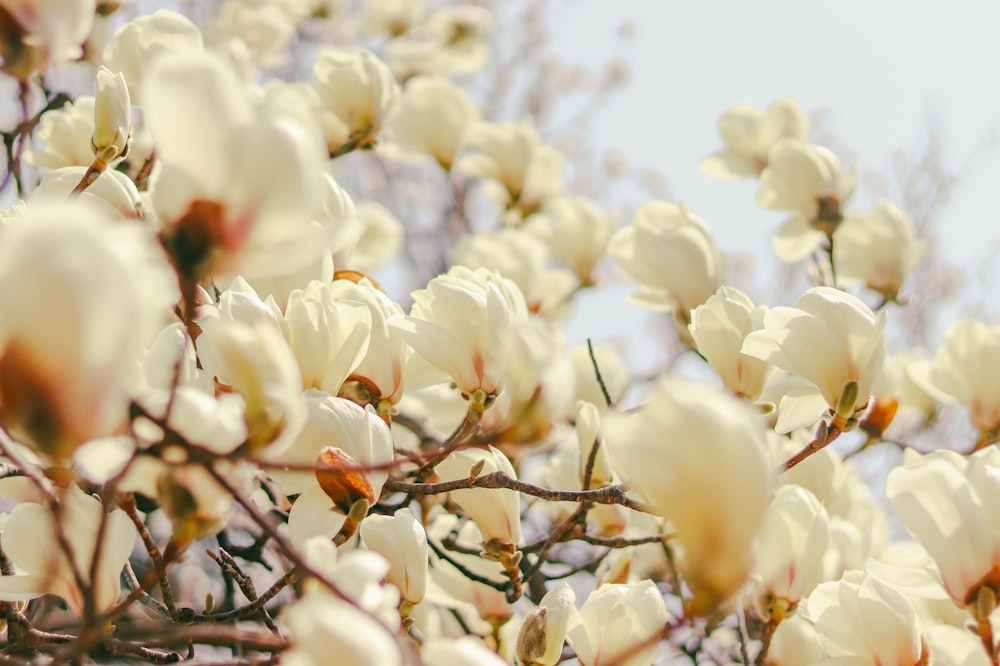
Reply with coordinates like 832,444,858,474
0,2,993,666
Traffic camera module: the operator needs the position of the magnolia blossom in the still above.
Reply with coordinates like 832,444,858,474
605,379,773,615
360,0,425,36
143,50,331,285
207,0,295,67
196,318,305,454
311,47,400,155
427,515,512,622
422,637,507,666
93,66,131,163
743,286,887,429
25,96,97,169
699,97,808,179
424,5,493,74
835,200,924,301
804,572,924,664
516,582,575,666
0,484,136,614
886,448,1000,609
910,319,1000,442
391,266,528,398
565,580,669,666
454,121,563,218
756,138,857,261
360,508,429,607
281,591,402,666
753,485,830,615
342,202,404,274
608,201,725,339
0,204,175,458
688,285,769,399
385,75,478,169
527,196,614,285
265,392,393,547
0,0,96,78
102,10,204,100
452,227,577,316
435,446,522,555
30,166,144,219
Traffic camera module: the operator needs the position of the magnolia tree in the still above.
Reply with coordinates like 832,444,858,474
0,1,992,665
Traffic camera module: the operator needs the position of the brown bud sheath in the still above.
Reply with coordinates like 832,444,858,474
315,447,375,515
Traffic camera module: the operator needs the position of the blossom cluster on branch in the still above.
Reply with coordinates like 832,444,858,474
0,1,992,665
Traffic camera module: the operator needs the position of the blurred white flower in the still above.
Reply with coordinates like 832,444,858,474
699,97,808,179
143,50,331,286
0,484,136,614
604,379,773,615
311,47,400,155
207,0,295,68
527,196,614,286
281,590,402,666
30,166,143,219
835,200,924,301
743,286,886,429
0,0,96,78
565,580,669,666
341,202,403,275
385,75,478,169
608,201,725,332
756,138,856,262
422,637,507,666
424,5,492,74
688,285,770,400
0,203,175,458
361,0,425,37
454,121,563,218
25,96,96,169
910,319,1000,445
102,9,203,100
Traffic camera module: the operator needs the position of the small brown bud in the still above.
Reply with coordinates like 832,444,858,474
315,447,375,515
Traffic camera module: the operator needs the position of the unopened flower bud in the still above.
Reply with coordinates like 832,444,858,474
93,66,131,162
315,447,375,516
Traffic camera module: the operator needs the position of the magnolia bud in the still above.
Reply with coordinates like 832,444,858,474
93,66,131,162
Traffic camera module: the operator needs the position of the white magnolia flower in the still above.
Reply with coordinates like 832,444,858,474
452,227,577,316
361,0,425,36
385,75,478,169
754,484,830,613
910,319,1000,444
608,200,725,325
604,379,773,615
282,592,402,666
426,515,512,622
756,138,857,262
391,266,529,398
804,572,924,664
102,10,204,100
342,202,403,274
0,203,175,458
0,484,136,614
527,196,614,286
0,0,95,78
422,637,506,666
742,286,887,429
835,200,924,301
25,96,96,169
435,446,521,554
207,0,295,67
265,392,393,547
424,5,492,74
196,318,305,454
688,285,769,399
516,583,575,666
360,508,429,607
311,47,400,155
93,66,131,163
30,166,143,219
565,580,669,666
766,615,823,666
699,97,808,179
454,121,563,217
886,448,1000,609
143,50,331,285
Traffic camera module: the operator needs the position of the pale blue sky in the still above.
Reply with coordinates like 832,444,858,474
545,0,1000,359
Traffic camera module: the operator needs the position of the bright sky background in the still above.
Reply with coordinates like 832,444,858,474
545,0,1000,364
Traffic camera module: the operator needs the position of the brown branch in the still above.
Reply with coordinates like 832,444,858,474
121,495,179,621
190,569,296,625
384,472,651,513
586,338,613,407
